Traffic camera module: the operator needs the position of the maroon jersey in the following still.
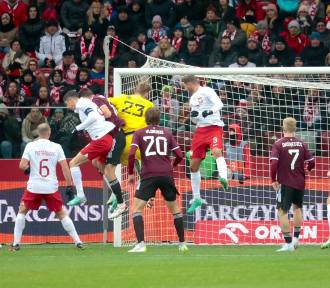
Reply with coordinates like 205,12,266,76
92,95,125,135
128,125,183,179
270,137,315,190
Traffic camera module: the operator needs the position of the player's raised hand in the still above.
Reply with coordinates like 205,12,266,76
128,174,135,185
190,110,199,118
272,181,280,192
202,110,213,118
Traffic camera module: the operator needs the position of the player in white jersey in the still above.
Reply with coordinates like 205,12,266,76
10,123,82,251
182,75,228,214
64,90,115,206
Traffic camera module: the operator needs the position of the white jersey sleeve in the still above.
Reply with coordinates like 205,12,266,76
189,86,224,127
75,98,115,140
24,139,66,194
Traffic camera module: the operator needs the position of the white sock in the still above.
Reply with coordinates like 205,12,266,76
13,213,26,245
190,171,201,199
216,157,228,180
70,167,85,198
327,204,330,229
61,216,81,244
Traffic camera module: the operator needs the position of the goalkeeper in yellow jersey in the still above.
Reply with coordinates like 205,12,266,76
109,81,154,166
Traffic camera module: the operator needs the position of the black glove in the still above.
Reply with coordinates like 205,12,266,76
65,186,75,202
71,127,78,134
202,110,213,118
190,110,199,118
24,167,30,175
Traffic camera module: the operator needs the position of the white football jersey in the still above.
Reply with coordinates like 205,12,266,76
22,139,66,194
189,86,224,127
75,97,115,140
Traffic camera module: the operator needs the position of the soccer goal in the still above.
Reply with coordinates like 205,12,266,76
111,60,330,247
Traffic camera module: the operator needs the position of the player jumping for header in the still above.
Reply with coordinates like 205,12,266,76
79,88,127,219
270,117,315,252
127,107,187,253
181,75,228,214
64,90,117,207
10,123,82,251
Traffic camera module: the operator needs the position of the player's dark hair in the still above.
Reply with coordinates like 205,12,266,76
63,90,79,102
145,107,160,125
78,88,93,98
181,75,198,84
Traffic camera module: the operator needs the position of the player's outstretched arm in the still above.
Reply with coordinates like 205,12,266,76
99,104,112,119
75,110,98,131
59,160,73,187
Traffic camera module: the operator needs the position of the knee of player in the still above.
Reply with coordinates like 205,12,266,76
211,148,223,158
56,209,67,220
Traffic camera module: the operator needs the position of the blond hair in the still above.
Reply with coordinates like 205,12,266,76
135,81,151,96
283,117,297,133
87,1,105,26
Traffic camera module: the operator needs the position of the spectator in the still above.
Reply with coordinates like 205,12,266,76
272,36,295,66
153,84,180,131
263,3,282,38
103,1,117,23
294,55,305,67
246,37,263,66
193,22,214,54
179,38,206,67
0,71,7,97
175,0,204,23
229,48,256,67
301,31,328,66
222,17,246,50
236,0,258,21
203,5,222,38
55,50,78,85
315,19,330,49
145,0,176,28
49,107,65,143
137,31,155,54
35,86,52,117
177,17,194,39
2,80,23,121
0,103,20,158
48,69,68,105
27,58,47,86
18,5,45,54
119,38,146,67
152,37,177,62
147,14,169,43
325,4,330,30
209,36,237,67
0,0,27,27
75,67,101,94
60,0,89,35
112,6,135,43
240,9,257,38
265,52,281,67
0,13,17,54
280,19,310,55
251,20,271,55
299,0,325,21
74,26,102,68
20,69,37,105
171,26,186,54
21,107,47,148
39,0,59,22
214,0,235,20
296,4,313,35
301,88,323,130
36,20,67,67
2,39,30,80
85,1,109,39
128,0,146,30
89,57,105,84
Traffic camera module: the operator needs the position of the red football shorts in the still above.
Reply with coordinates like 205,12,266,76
22,190,63,212
80,133,114,163
191,125,223,159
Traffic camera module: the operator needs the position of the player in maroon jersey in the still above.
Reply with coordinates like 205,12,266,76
78,88,127,218
270,117,315,252
127,107,188,253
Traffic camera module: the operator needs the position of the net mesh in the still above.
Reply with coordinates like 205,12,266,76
116,57,330,246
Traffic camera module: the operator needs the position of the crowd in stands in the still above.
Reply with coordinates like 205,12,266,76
1,0,330,159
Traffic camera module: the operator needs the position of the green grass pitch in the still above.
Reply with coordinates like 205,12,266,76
0,244,329,288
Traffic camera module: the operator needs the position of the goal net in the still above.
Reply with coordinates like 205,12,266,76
113,60,330,246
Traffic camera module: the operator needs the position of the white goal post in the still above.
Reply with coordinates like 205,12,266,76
110,64,330,247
